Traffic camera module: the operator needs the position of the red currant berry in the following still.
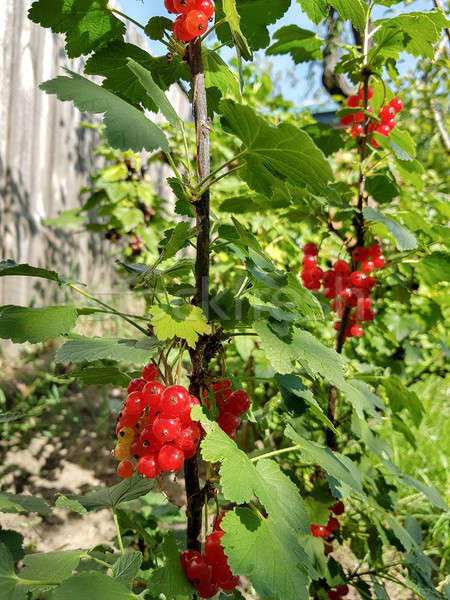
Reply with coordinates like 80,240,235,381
180,394,201,425
160,385,190,418
180,549,202,571
330,501,345,515
370,136,380,148
358,86,373,101
328,591,341,600
164,0,178,12
127,378,146,394
350,123,363,136
323,287,337,299
194,580,219,599
389,97,403,113
327,516,339,533
173,15,192,41
311,524,330,538
350,324,364,337
347,95,359,107
302,254,316,268
174,0,196,12
352,246,367,263
204,531,227,565
303,242,318,256
339,287,353,301
349,271,367,288
336,584,350,596
340,114,354,127
332,298,345,316
174,423,201,453
219,575,240,591
184,554,212,583
184,9,209,37
303,277,321,290
138,454,161,478
385,118,396,131
368,243,382,258
361,259,375,273
322,270,336,285
379,105,395,122
193,0,215,19
142,364,159,381
129,440,141,458
152,415,181,443
333,321,342,331
158,444,185,471
117,426,135,443
362,309,375,322
117,460,134,479
365,276,377,289
334,260,349,274
226,390,250,415
211,380,231,392
218,412,240,436
375,124,391,137
373,255,385,268
125,391,144,415
140,426,164,452
211,562,232,584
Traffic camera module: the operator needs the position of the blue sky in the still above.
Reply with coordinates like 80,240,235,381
119,0,427,107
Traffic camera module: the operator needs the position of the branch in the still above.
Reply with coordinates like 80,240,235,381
185,37,211,553
322,8,354,97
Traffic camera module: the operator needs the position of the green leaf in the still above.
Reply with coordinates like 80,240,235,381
302,123,345,157
275,373,337,431
52,572,135,600
196,407,310,534
0,412,24,423
112,206,144,230
62,475,154,512
0,261,63,284
220,100,333,196
374,10,450,59
44,208,84,228
55,337,160,365
149,304,211,349
0,305,78,343
285,425,364,498
0,544,17,600
267,25,323,63
417,252,450,286
144,16,173,40
203,49,241,102
365,173,399,204
329,0,367,31
159,222,193,263
28,0,125,58
40,71,169,153
295,0,328,24
0,530,24,562
363,206,418,251
55,495,88,515
218,0,253,60
380,376,423,427
395,157,425,191
375,128,416,161
0,492,51,516
127,59,180,128
221,508,312,600
147,533,193,600
20,550,85,585
74,366,130,387
112,552,142,589
231,0,291,52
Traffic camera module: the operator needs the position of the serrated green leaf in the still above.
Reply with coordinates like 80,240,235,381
218,0,253,60
112,206,144,230
55,495,88,515
40,71,169,153
52,572,135,600
303,123,345,157
62,475,154,512
0,305,78,343
363,206,417,251
196,406,310,533
375,128,416,161
285,424,364,498
0,544,16,600
149,304,211,349
330,0,367,30
147,533,193,599
221,508,311,600
127,59,180,128
0,261,63,284
0,493,51,516
44,208,84,228
20,550,85,585
295,0,328,24
220,100,333,196
417,252,450,286
28,0,125,58
395,157,425,190
144,16,173,40
74,366,130,387
267,25,323,63
159,222,193,263
112,552,142,589
231,0,291,52
55,337,160,365
365,172,399,203
380,376,423,426
0,530,24,562
203,49,241,102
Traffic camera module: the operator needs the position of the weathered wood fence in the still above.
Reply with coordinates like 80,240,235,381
0,0,188,310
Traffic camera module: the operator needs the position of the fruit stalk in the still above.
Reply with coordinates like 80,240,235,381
185,36,211,552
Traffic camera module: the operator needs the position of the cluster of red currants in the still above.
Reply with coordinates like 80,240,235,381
328,584,350,600
114,364,201,479
340,86,403,147
204,380,250,439
180,512,239,598
301,242,386,340
311,500,345,540
165,0,215,42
